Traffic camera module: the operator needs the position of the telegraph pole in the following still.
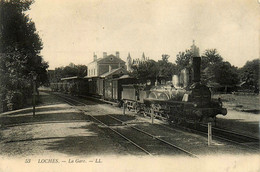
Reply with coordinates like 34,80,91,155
32,72,37,117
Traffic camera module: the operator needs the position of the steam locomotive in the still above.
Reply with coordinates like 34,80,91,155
122,47,227,124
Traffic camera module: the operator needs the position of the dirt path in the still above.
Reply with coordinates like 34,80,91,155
0,92,130,158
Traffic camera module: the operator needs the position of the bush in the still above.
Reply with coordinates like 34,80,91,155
6,91,24,111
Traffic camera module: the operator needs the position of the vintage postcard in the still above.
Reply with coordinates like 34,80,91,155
0,0,259,171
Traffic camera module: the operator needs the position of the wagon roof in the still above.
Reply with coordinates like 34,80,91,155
61,76,81,81
119,74,132,79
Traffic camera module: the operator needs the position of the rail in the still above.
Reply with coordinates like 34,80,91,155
53,92,198,157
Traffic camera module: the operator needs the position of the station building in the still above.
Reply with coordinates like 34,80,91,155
87,52,126,77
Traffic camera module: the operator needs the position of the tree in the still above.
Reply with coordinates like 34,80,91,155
201,49,224,85
201,49,223,70
50,63,88,82
130,60,158,84
239,59,259,92
175,48,239,89
129,55,177,84
206,62,239,86
0,0,48,111
201,50,239,87
175,50,193,73
76,65,88,77
157,54,177,80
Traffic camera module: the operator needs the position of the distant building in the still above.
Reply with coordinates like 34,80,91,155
126,52,149,72
87,52,126,77
126,53,132,71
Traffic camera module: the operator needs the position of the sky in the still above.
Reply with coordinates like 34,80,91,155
28,0,260,69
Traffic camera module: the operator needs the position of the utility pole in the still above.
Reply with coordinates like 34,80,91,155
208,122,212,146
32,72,37,117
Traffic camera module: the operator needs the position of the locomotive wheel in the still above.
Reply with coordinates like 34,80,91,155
163,113,170,120
156,112,168,121
156,112,162,119
143,107,151,117
133,102,138,112
136,106,141,113
162,113,170,120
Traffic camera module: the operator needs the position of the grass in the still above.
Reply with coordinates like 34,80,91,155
212,93,260,113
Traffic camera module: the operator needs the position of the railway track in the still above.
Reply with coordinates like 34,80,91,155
53,92,198,157
156,121,259,152
51,91,259,154
123,103,260,152
198,124,259,150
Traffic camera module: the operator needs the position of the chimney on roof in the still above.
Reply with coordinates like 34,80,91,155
93,52,97,61
116,51,119,58
103,52,107,58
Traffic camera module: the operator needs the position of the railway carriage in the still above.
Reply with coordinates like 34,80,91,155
85,77,99,97
60,77,87,95
104,75,137,104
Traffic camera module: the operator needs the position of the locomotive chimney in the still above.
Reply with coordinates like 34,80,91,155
192,57,201,82
191,40,201,82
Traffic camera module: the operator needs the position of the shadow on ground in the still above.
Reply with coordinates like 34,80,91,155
44,123,134,156
40,90,107,106
0,111,91,127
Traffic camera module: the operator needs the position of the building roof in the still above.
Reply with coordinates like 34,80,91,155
100,67,127,78
88,54,125,66
83,76,100,79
